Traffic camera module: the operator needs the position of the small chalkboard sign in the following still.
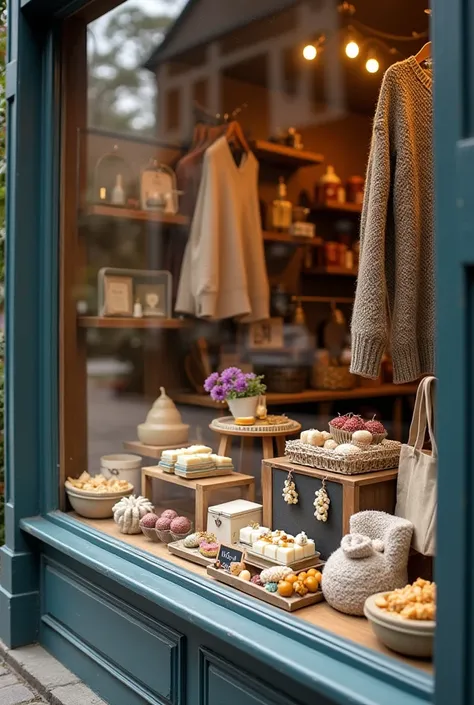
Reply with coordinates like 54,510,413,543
217,544,245,571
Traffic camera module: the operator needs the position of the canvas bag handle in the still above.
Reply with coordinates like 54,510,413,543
408,376,437,456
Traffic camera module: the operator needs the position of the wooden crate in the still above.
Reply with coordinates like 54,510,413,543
262,458,398,560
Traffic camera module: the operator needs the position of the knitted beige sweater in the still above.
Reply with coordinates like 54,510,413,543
350,57,434,384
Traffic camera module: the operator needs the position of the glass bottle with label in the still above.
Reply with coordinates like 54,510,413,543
271,177,292,231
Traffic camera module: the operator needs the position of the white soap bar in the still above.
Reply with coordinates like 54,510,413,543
177,454,215,467
293,544,305,561
303,539,316,558
210,454,233,466
264,544,279,560
276,546,295,564
186,445,212,455
239,526,253,545
252,540,267,555
251,527,269,543
161,449,180,462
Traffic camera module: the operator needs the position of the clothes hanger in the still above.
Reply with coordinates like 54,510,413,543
415,41,431,64
225,120,249,153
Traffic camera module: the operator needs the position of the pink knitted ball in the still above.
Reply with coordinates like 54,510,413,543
342,416,366,432
155,516,172,531
160,509,178,520
330,415,348,429
251,574,263,586
170,516,191,535
365,419,386,434
140,513,159,528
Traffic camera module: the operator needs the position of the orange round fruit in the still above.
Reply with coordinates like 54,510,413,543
297,572,308,582
304,576,319,593
286,573,298,584
294,581,308,596
306,568,317,577
277,580,294,597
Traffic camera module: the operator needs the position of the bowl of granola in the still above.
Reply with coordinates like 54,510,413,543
65,472,133,518
364,579,436,658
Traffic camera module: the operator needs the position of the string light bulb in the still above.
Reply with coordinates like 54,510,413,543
303,44,317,61
365,49,380,73
345,39,360,59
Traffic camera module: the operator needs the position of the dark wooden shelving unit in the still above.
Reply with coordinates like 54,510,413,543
77,316,187,329
263,230,320,247
251,140,324,169
81,204,190,226
312,201,362,215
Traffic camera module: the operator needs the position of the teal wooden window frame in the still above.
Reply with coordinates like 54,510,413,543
0,0,468,703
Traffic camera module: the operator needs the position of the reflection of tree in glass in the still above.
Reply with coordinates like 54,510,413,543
88,1,183,134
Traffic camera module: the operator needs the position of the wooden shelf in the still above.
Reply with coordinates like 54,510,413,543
263,231,320,247
251,140,323,169
81,204,190,226
123,440,193,458
313,201,362,215
171,384,419,409
304,266,358,276
77,316,187,329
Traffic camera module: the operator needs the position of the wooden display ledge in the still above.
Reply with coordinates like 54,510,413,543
172,384,418,409
250,140,323,169
71,514,432,674
81,204,190,226
123,440,193,459
263,231,320,247
141,466,255,531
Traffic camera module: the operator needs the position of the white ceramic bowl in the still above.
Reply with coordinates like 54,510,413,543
66,487,133,519
364,593,435,658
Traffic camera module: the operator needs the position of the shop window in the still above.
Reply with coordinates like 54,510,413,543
60,0,436,681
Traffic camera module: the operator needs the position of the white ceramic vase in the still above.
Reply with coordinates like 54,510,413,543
227,396,259,419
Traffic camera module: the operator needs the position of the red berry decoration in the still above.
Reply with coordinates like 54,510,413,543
365,419,386,434
342,415,366,432
140,512,159,528
330,415,348,429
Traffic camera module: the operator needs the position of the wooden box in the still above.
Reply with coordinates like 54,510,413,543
262,458,398,560
207,499,263,545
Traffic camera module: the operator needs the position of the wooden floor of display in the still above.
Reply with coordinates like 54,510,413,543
73,514,432,674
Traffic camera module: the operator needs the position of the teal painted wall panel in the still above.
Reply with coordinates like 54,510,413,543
42,557,184,704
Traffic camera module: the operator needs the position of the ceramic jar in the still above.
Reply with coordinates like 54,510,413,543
137,387,189,446
227,396,259,419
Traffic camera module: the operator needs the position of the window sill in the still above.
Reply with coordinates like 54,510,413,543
21,512,434,705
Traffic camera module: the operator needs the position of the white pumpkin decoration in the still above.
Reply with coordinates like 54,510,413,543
113,495,154,534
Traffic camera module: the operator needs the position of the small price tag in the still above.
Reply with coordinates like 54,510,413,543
216,544,245,571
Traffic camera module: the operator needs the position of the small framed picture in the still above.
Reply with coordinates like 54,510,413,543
136,283,166,317
248,318,284,350
103,275,133,316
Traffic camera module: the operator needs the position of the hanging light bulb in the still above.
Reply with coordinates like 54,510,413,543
365,48,380,74
303,44,317,61
345,39,360,59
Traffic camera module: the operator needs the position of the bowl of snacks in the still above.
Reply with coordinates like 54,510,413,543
364,579,436,658
65,472,133,519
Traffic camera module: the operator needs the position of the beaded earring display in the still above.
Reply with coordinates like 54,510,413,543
313,478,330,521
282,470,299,505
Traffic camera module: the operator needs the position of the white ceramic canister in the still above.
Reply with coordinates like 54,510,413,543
101,454,142,493
227,396,259,420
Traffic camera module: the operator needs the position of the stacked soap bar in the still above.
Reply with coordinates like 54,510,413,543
174,453,235,479
250,530,316,565
210,454,234,471
158,445,212,474
239,524,270,546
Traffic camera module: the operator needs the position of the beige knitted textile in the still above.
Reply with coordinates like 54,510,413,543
350,57,435,384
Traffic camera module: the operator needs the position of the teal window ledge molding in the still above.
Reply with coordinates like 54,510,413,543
21,513,433,705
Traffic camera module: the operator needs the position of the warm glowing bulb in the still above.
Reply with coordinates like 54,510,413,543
366,57,380,74
345,40,360,59
303,44,317,61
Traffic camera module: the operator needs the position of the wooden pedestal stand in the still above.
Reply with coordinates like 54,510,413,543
141,466,255,531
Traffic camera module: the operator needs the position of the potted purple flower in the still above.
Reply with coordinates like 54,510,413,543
204,367,266,419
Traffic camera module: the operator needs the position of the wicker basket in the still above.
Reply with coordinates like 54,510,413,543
285,439,401,475
311,364,357,391
264,367,308,394
329,424,387,445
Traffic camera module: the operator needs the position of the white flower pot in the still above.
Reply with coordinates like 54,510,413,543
227,396,259,419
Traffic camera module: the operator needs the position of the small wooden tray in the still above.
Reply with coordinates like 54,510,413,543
244,546,321,572
167,539,215,567
207,565,324,612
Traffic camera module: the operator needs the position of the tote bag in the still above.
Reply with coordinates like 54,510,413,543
395,376,437,556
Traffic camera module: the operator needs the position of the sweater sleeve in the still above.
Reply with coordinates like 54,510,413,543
189,152,221,318
350,100,392,379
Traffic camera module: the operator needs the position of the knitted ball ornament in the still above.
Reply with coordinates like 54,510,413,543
140,512,159,528
155,516,172,531
161,509,178,520
170,516,191,534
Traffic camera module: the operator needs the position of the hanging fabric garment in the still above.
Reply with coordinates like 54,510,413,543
350,57,435,384
175,135,269,322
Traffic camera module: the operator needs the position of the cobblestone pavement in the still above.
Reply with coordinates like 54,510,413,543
0,660,46,705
